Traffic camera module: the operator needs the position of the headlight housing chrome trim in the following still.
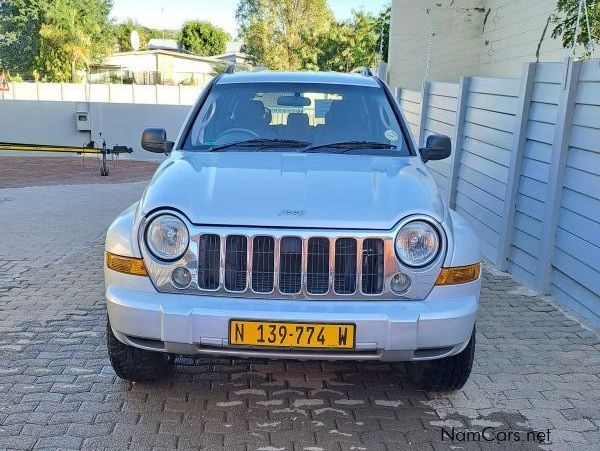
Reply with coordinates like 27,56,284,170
394,219,441,268
144,213,190,261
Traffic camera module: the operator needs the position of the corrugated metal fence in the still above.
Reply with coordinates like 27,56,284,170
395,58,600,324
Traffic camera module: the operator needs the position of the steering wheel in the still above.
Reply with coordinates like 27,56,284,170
215,128,260,144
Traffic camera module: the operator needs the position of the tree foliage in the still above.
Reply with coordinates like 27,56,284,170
179,20,229,56
303,11,381,72
0,0,113,81
0,0,49,77
113,20,178,52
36,0,113,82
236,0,332,70
236,0,389,71
552,0,600,55
376,5,391,63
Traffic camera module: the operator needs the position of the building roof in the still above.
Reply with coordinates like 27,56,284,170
213,52,248,61
217,71,381,87
107,49,221,64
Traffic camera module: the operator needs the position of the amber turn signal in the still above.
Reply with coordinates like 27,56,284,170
435,263,481,286
106,252,148,276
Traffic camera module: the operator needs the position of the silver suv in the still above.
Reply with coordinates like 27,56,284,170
105,70,481,390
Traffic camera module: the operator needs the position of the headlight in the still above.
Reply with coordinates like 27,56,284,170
145,214,189,261
395,220,440,267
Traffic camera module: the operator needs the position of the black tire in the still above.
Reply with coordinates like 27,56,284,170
106,320,171,382
410,327,475,391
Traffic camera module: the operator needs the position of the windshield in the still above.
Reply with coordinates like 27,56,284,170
183,82,409,155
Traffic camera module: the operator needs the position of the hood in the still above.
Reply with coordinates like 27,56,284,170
139,152,446,230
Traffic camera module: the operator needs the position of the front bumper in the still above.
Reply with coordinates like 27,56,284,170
106,269,480,361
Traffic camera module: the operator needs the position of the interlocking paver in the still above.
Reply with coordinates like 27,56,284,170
1,179,600,450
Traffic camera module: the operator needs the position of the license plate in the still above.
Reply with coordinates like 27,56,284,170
229,320,355,350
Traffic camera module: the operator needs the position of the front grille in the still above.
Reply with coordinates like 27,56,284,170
279,237,302,294
362,239,384,294
252,236,275,293
307,238,330,294
198,234,220,290
334,238,357,294
196,234,386,298
225,235,247,291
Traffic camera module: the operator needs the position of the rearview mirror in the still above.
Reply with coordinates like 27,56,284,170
419,134,451,162
141,127,174,154
277,95,311,107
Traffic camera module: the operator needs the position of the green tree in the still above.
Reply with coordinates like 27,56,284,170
0,0,50,78
308,10,381,72
552,0,600,55
113,20,146,52
113,21,180,52
178,20,229,56
35,0,113,82
236,0,332,70
0,0,113,81
376,5,391,63
147,28,179,42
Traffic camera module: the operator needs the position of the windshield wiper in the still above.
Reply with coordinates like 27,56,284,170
302,141,397,153
209,139,308,152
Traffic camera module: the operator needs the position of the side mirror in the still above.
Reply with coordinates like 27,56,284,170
419,134,451,162
141,127,174,154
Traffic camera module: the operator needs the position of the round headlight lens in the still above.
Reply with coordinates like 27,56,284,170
395,220,440,267
145,214,189,261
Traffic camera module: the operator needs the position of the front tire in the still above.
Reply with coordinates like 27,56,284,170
410,327,475,391
106,319,171,382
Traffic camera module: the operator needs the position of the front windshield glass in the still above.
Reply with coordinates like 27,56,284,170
183,82,409,155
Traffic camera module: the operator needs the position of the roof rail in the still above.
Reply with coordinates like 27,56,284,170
349,66,374,77
225,63,235,74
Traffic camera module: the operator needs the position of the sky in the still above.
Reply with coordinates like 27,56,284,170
110,0,390,37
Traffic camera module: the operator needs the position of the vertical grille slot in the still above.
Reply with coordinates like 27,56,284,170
252,236,275,293
225,235,247,292
279,237,302,294
334,238,357,294
307,238,330,294
361,239,384,294
198,234,221,290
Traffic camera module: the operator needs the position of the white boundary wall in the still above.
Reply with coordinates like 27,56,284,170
0,82,206,152
396,59,600,324
0,82,205,105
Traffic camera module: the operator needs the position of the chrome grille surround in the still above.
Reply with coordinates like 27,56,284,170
140,212,447,301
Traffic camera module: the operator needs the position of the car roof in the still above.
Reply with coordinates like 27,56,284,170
216,71,381,88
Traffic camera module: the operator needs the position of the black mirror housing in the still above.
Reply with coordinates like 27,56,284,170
141,127,174,154
419,134,452,162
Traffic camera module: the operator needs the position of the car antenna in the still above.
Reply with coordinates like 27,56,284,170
225,63,235,74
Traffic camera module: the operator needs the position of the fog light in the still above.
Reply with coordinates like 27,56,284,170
390,272,411,294
171,267,192,289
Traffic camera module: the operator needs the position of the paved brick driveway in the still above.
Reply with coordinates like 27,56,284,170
0,157,159,189
1,177,599,450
